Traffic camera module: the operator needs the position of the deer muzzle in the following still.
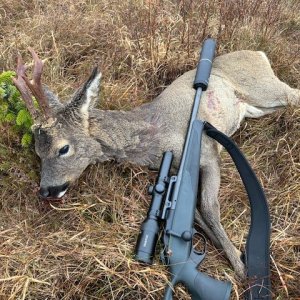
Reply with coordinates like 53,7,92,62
39,182,70,199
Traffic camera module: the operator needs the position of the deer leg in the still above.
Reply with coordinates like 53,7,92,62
195,209,222,249
200,158,246,279
195,170,222,249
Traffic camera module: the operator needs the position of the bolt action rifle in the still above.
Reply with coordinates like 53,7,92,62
135,37,272,300
135,38,232,300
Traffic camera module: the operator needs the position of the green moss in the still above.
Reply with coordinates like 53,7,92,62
0,71,33,147
21,132,33,147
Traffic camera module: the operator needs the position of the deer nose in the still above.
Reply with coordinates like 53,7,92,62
39,182,69,199
39,187,50,198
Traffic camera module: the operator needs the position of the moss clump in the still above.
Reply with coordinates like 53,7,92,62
0,71,33,147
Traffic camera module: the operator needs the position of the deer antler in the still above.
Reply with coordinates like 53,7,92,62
13,55,40,121
22,48,52,120
13,48,52,122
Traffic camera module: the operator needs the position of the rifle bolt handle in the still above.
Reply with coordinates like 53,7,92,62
182,231,192,241
155,183,165,194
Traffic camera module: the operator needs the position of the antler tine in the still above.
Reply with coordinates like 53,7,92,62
13,55,40,121
22,48,52,120
28,47,43,85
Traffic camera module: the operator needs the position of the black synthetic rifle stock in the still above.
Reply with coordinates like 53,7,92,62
135,39,232,300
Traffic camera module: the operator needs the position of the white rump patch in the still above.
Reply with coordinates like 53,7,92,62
245,104,279,118
245,104,265,118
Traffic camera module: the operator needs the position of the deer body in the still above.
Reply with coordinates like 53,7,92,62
90,51,299,167
14,49,299,278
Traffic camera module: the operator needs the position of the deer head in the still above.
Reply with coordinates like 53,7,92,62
13,49,106,199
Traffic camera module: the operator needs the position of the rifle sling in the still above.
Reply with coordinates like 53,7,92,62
204,121,272,300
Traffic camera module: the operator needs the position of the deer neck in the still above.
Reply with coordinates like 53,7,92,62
88,108,163,166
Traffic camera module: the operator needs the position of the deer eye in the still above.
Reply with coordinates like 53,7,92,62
59,145,70,156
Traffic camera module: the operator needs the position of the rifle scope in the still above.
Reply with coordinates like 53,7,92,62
135,151,173,264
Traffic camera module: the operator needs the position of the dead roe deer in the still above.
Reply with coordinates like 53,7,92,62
13,48,299,278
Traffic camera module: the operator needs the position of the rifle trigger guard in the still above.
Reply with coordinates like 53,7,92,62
192,230,207,256
189,230,207,267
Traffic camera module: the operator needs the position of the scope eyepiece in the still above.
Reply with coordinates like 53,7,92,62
135,151,173,264
135,216,160,264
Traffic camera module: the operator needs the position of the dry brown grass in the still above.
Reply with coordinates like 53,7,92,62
0,0,299,299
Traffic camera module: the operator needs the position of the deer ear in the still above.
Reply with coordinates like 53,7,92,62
69,67,102,116
43,86,63,112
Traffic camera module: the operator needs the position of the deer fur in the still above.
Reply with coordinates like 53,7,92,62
15,49,300,278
